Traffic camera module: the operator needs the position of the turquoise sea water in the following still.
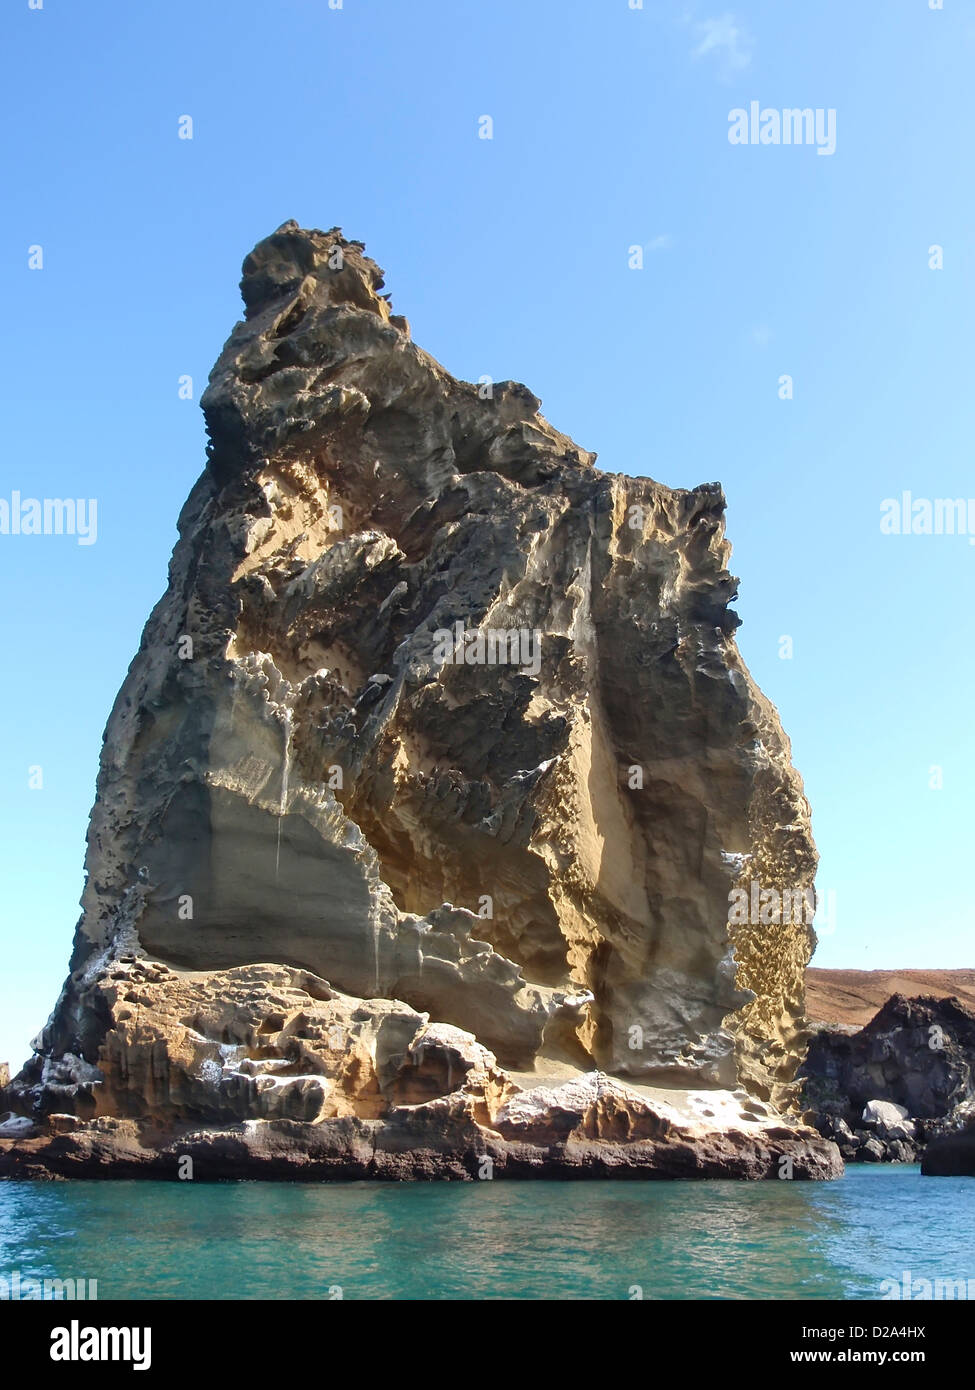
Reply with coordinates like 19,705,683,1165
1,1167,972,1300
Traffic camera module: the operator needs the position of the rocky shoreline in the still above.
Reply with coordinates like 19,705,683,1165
801,993,975,1170
0,959,840,1182
0,1111,842,1184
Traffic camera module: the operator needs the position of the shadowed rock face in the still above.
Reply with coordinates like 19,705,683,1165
803,993,975,1165
2,223,833,1179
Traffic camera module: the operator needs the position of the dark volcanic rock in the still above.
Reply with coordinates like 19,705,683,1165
921,1126,975,1177
802,994,975,1120
0,1109,841,1183
802,993,975,1163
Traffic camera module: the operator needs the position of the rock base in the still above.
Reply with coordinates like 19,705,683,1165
0,1110,842,1183
921,1125,975,1176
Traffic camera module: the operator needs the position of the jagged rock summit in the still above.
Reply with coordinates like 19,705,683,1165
0,222,839,1180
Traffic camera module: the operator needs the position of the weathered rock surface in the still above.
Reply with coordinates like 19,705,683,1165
860,1099,915,1141
1,222,836,1181
0,955,838,1180
802,993,975,1163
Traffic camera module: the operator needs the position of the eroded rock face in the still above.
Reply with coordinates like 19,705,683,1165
802,994,975,1122
802,994,975,1163
2,222,832,1179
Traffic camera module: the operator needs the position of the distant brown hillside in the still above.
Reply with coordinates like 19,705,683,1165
806,968,975,1027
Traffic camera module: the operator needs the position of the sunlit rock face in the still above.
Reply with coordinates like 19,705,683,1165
2,223,834,1180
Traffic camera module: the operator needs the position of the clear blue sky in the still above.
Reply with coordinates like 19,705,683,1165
1,0,972,1071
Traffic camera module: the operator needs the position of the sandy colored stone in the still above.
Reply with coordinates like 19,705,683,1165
3,222,833,1178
